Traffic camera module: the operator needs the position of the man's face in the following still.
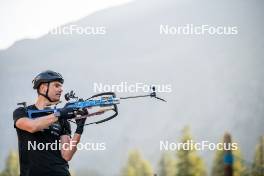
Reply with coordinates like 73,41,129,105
39,81,63,101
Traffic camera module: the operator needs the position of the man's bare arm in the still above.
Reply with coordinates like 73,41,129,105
60,134,81,161
15,114,58,133
60,108,100,161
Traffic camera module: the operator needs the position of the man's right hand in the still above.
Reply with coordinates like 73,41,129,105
56,107,77,120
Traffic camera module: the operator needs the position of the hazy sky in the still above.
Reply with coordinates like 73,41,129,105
0,0,131,50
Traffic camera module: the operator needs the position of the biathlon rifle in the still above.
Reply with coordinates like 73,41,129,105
17,86,166,126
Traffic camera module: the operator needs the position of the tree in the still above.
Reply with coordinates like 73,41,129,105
211,147,225,176
122,150,153,176
0,150,19,176
176,126,207,176
252,136,264,176
158,152,177,176
233,148,250,176
211,133,249,176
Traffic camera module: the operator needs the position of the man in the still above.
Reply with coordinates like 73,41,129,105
13,70,87,176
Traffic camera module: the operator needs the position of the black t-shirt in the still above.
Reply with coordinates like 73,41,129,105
13,105,72,176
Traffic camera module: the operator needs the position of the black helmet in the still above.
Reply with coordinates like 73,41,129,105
32,70,64,89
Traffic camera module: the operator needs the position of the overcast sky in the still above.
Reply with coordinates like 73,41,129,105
0,0,131,50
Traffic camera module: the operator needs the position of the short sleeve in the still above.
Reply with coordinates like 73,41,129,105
13,107,28,128
60,119,71,136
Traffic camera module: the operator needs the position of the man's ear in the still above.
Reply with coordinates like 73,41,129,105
39,83,48,94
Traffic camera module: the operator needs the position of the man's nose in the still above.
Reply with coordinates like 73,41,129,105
59,87,63,93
